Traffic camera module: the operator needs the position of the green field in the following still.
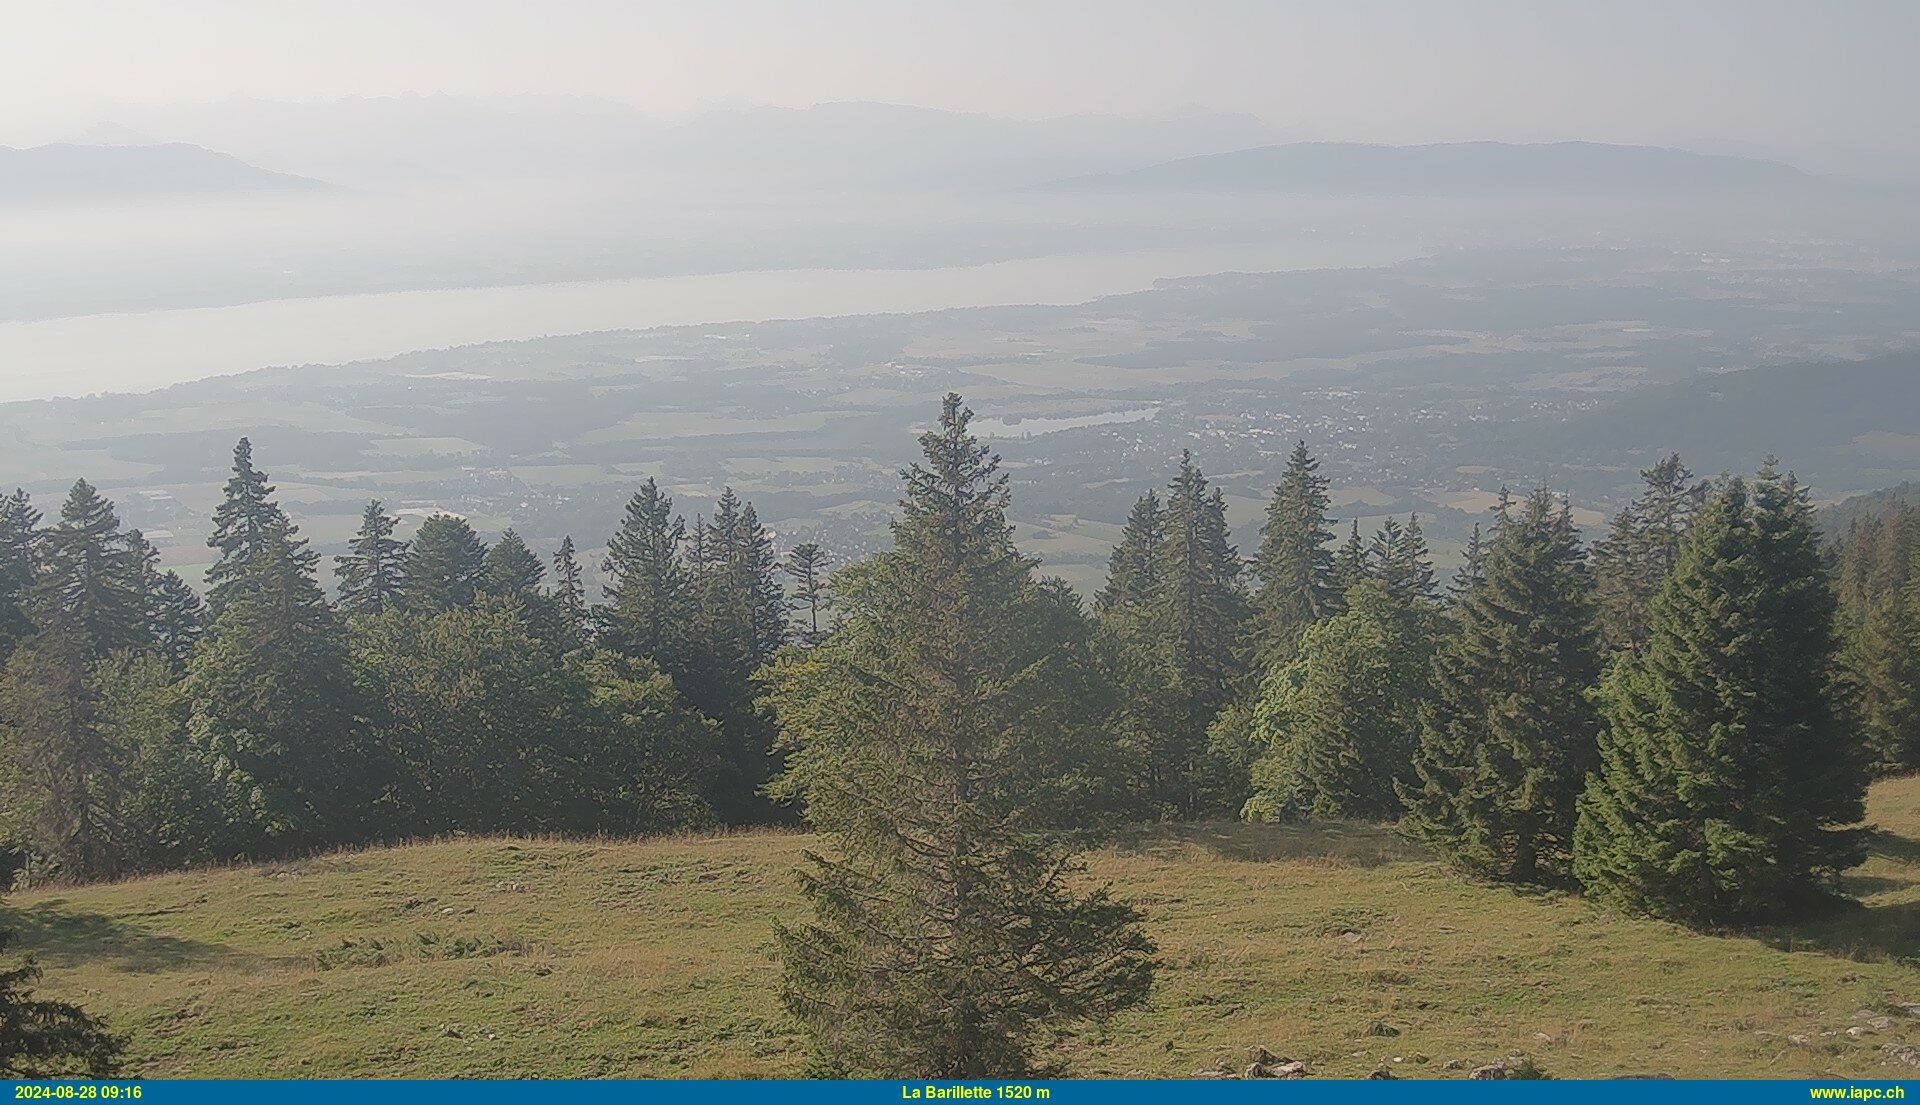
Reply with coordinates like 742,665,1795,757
10,778,1920,1080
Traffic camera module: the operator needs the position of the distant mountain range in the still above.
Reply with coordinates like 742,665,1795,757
80,96,1284,190
1047,140,1820,196
0,142,335,206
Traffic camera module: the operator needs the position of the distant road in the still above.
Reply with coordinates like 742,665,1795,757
0,238,1420,403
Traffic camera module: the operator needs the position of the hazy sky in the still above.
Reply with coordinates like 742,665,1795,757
7,0,1918,166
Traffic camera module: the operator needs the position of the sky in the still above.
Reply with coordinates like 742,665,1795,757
6,0,1918,171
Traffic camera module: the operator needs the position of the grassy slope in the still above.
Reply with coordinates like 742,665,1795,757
9,777,1920,1080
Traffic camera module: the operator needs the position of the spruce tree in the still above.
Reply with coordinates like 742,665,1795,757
551,536,591,649
1244,578,1435,822
1834,505,1920,774
1373,514,1437,607
1094,490,1163,621
186,521,367,850
600,479,691,667
401,514,488,613
684,489,788,819
765,395,1153,1077
481,529,546,599
784,542,832,647
0,489,40,662
28,481,152,657
146,570,204,673
0,920,121,1077
205,438,291,609
1592,454,1702,652
1251,442,1337,671
1450,522,1487,601
1145,451,1251,818
335,500,406,616
0,629,124,879
1575,469,1870,924
1331,520,1369,597
1400,488,1600,884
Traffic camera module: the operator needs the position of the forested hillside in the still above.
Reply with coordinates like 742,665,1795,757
2,395,1914,1078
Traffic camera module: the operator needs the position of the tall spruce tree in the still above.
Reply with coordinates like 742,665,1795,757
1592,454,1702,652
481,529,546,599
600,479,691,667
186,521,367,850
1373,514,1438,606
1834,505,1920,774
1331,520,1369,597
401,514,488,613
1450,522,1487,602
145,569,204,674
204,438,290,609
1251,442,1337,671
1574,469,1870,924
1144,451,1251,818
335,500,407,616
684,489,788,819
1400,488,1601,884
0,630,124,880
764,395,1153,1077
784,542,832,648
551,536,591,649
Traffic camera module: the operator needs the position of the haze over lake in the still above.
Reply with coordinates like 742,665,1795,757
0,237,1419,403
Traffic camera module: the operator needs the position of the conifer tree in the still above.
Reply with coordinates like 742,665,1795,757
1145,451,1251,817
481,529,546,599
684,489,789,818
205,438,290,609
146,570,204,673
0,489,40,662
1245,578,1435,822
27,481,152,657
1592,454,1702,652
765,395,1153,1077
1400,488,1600,884
335,500,406,616
1575,469,1870,924
1373,514,1438,606
1834,505,1920,774
1450,522,1487,601
600,479,691,667
784,542,832,648
1251,442,1337,671
401,514,488,613
551,536,591,649
1331,519,1369,598
1094,490,1164,621
186,521,367,850
0,919,121,1077
0,630,123,879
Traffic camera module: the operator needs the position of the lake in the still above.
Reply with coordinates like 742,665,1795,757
0,237,1421,404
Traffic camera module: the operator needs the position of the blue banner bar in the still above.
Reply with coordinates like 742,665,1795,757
5,1081,1914,1103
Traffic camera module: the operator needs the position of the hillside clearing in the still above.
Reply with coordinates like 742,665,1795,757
8,776,1920,1080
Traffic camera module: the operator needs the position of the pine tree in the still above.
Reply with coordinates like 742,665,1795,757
0,921,121,1077
1094,490,1164,621
0,629,124,879
205,438,291,609
551,536,591,649
1251,442,1337,671
1575,469,1870,924
765,395,1153,1077
1145,451,1251,818
1592,454,1702,652
1400,488,1601,884
600,479,691,667
1834,505,1920,774
401,514,487,613
1244,578,1435,822
335,500,406,616
784,542,832,648
186,521,367,850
